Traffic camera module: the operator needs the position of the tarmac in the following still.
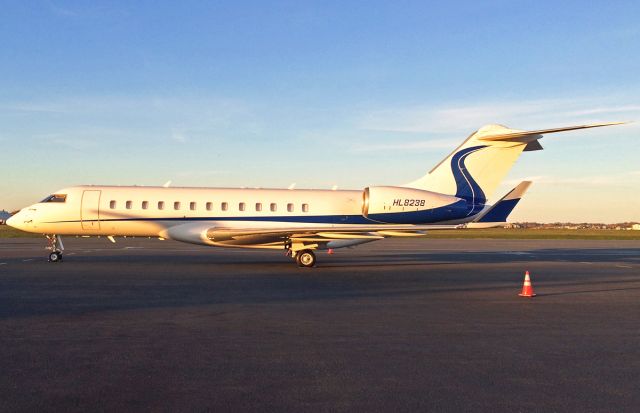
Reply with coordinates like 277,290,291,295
1,237,639,412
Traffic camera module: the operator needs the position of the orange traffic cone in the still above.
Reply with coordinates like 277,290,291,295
519,271,536,297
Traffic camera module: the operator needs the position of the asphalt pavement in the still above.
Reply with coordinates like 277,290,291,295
1,237,639,412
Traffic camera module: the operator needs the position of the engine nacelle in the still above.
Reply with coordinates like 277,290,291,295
362,186,467,224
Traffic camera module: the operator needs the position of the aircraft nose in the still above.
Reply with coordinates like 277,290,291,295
5,212,20,229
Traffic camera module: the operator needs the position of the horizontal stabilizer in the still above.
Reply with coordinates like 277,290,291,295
477,122,626,142
473,181,532,225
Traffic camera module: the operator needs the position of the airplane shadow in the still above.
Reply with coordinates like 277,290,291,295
0,247,638,320
9,246,638,266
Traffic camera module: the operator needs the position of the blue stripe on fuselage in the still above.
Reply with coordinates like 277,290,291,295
366,200,471,224
47,200,478,225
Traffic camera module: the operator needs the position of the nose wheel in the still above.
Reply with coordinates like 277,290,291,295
48,251,63,262
46,234,64,263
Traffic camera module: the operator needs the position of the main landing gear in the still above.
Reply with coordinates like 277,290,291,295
285,241,317,267
295,249,316,268
46,234,64,263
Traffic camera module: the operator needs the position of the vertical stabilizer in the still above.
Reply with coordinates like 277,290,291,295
403,122,625,203
403,125,532,204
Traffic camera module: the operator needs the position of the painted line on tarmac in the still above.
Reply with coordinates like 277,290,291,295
579,262,593,265
615,264,632,268
22,259,34,262
0,262,6,266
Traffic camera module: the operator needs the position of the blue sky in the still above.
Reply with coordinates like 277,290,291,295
1,1,639,222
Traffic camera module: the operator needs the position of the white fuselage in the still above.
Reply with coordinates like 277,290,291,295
8,184,473,252
10,185,368,237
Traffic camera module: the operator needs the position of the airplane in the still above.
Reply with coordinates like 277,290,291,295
6,122,624,267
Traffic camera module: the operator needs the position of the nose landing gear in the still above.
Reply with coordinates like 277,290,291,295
46,235,64,263
48,251,63,262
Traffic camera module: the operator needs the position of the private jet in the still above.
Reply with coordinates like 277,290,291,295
7,122,624,267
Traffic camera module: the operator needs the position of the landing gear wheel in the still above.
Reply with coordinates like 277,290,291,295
48,251,63,263
45,235,64,262
296,249,316,268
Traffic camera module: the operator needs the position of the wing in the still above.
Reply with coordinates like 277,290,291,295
162,222,463,248
207,223,462,246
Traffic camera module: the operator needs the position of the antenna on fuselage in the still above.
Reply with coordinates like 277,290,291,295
163,180,172,188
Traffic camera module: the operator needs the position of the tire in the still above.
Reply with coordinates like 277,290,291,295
48,251,62,262
296,249,316,268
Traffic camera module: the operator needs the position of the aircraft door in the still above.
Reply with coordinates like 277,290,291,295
81,190,101,230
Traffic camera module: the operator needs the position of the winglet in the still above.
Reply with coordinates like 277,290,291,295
477,122,627,142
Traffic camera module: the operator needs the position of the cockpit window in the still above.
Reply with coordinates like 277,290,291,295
40,194,67,203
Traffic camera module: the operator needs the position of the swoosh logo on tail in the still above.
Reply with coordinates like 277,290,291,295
450,145,486,215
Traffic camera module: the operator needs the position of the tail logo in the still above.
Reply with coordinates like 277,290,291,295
450,145,487,214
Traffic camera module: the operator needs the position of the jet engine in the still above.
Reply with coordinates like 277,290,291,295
362,186,465,224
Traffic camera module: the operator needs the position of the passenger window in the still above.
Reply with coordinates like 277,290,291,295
190,202,196,211
142,201,148,210
270,203,277,212
256,203,262,212
302,203,309,213
110,200,116,209
174,202,180,210
287,203,294,212
206,202,213,211
221,202,228,211
158,201,165,210
126,201,132,210
239,202,246,212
